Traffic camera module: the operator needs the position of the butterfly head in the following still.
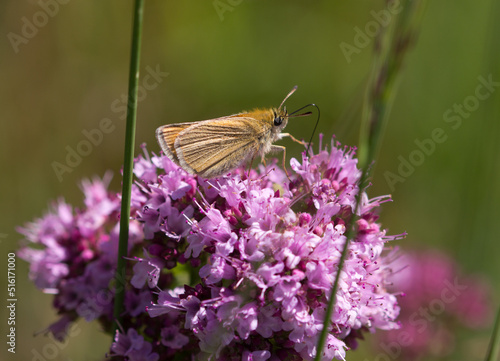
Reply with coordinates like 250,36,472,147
271,107,289,136
267,85,297,137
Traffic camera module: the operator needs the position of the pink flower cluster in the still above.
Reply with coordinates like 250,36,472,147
19,136,404,360
18,174,149,339
374,251,493,360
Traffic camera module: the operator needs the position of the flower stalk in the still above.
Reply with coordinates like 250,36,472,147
113,0,145,332
358,0,427,170
485,307,500,361
315,1,426,359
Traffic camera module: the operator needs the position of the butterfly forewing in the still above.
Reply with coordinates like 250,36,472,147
174,117,269,177
156,123,193,164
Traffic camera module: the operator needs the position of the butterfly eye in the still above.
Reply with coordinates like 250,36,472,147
274,117,283,126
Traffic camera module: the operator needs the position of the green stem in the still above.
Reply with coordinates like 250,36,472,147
313,168,370,361
314,1,426,359
359,0,427,170
485,306,500,361
112,0,145,334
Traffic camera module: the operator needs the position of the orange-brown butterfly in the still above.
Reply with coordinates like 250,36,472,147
156,86,317,178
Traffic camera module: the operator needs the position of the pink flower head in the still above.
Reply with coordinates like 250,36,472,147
138,136,404,360
19,136,404,360
375,250,493,360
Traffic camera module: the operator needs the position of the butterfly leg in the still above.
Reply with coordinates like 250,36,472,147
270,145,291,181
280,133,307,146
258,151,268,168
247,152,257,178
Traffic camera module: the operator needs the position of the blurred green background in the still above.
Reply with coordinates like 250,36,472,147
1,1,498,360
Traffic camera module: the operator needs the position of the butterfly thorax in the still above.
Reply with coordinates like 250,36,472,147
237,106,288,136
236,107,288,157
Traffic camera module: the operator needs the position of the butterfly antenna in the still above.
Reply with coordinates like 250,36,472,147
279,85,298,110
289,103,320,156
